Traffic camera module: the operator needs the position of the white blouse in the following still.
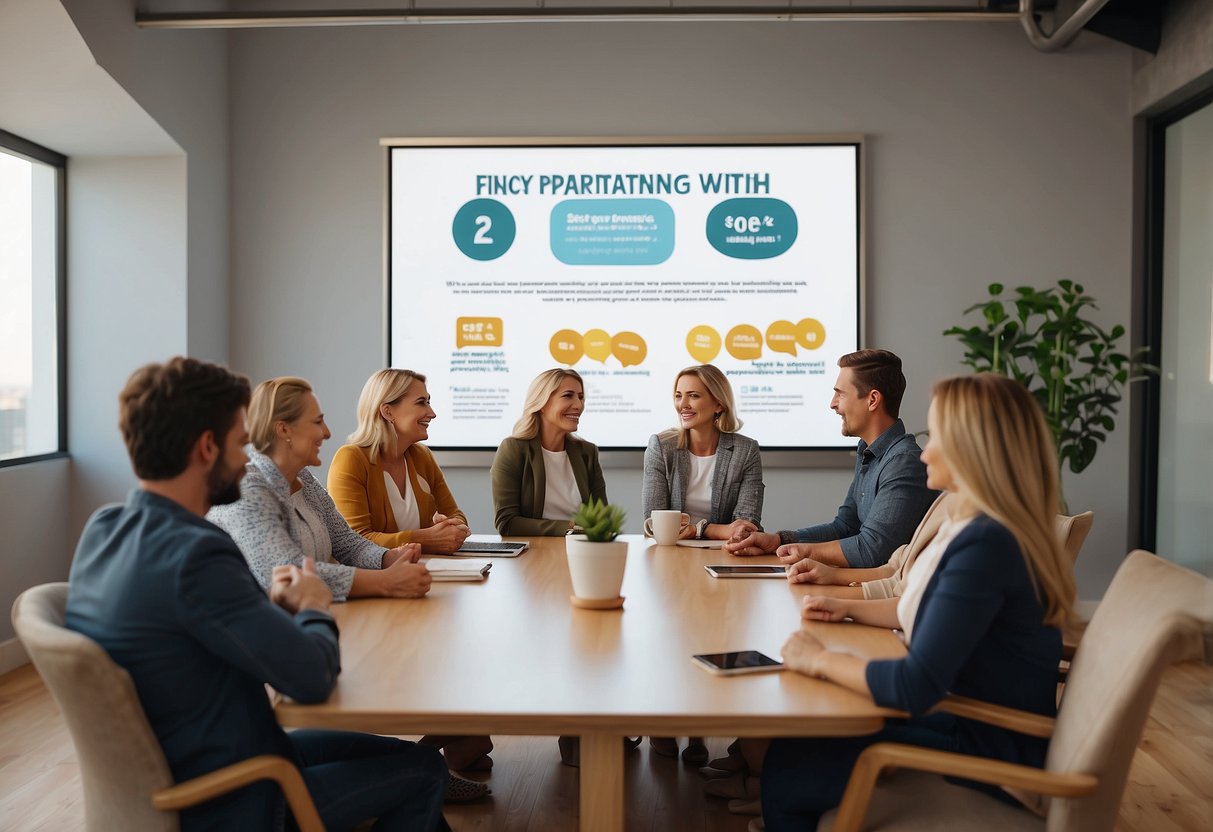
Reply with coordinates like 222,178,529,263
383,466,421,532
684,453,717,525
541,448,581,522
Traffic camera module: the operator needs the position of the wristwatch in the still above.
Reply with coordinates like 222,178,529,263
695,519,709,539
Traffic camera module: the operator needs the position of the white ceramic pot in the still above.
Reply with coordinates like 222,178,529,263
565,535,629,600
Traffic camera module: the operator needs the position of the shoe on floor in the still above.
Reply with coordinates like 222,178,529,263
728,798,762,816
705,752,747,773
444,772,491,803
454,753,493,773
649,736,680,757
681,738,709,766
558,736,579,767
699,764,738,780
748,818,765,832
704,773,761,801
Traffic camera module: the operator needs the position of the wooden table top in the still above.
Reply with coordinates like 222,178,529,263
276,534,907,737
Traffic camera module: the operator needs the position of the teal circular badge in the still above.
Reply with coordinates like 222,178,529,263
452,199,516,261
705,198,798,260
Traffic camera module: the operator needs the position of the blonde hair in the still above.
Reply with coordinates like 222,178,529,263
348,368,427,464
248,376,314,454
673,364,741,449
511,368,585,440
931,373,1075,628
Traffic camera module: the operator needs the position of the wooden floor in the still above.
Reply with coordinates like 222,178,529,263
1,660,1209,831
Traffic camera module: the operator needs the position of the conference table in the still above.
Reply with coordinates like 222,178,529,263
275,535,908,831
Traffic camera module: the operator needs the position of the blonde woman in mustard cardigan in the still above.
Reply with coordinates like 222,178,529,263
329,369,470,554
329,368,492,776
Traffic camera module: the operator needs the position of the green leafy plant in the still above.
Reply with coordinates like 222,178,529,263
571,499,626,542
944,280,1155,475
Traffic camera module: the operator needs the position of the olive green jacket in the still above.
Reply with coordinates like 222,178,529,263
490,435,607,536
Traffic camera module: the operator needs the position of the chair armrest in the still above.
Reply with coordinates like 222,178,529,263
830,742,1098,832
152,753,323,832
932,694,1056,738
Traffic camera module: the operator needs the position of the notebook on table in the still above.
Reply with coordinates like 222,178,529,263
452,535,530,557
675,539,724,549
424,559,493,582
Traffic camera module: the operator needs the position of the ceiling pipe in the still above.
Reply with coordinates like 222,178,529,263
1019,0,1111,52
134,6,1021,29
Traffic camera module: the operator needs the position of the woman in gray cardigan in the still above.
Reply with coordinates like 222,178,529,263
208,376,432,602
643,364,764,766
491,368,607,536
643,364,764,542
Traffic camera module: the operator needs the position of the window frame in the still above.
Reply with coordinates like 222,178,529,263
0,127,67,468
1133,87,1213,550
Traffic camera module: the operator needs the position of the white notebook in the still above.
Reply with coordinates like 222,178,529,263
423,558,493,581
675,539,724,549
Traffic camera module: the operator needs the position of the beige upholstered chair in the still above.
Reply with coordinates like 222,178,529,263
1055,511,1094,564
1055,511,1095,661
11,583,323,832
820,550,1213,832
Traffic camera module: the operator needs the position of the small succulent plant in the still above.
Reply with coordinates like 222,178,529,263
571,499,626,543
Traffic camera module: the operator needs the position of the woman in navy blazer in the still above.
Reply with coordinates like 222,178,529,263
759,373,1077,830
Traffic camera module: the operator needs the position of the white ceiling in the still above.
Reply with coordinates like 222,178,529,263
0,0,178,158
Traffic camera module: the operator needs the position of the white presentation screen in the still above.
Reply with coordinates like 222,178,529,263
388,140,861,450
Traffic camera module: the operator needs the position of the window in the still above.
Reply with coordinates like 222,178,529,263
0,129,65,465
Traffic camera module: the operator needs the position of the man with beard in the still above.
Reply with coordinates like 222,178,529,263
66,357,448,831
725,349,937,569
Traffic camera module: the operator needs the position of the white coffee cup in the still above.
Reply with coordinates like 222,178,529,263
644,510,691,545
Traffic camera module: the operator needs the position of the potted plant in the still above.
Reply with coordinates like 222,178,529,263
566,499,628,604
944,280,1155,485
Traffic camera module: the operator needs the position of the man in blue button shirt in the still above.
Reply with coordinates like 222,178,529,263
725,349,937,569
66,357,448,831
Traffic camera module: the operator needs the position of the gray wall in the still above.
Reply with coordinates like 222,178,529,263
228,21,1135,597
67,156,189,534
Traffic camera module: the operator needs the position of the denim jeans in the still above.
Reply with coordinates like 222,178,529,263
288,730,449,832
760,714,959,832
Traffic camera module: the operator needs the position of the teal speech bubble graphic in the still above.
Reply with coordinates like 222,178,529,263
453,198,516,261
550,199,675,266
705,198,798,260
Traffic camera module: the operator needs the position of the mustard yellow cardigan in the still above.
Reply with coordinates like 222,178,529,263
328,443,468,548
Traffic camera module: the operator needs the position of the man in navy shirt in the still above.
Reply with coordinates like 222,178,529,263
725,349,937,568
66,357,447,831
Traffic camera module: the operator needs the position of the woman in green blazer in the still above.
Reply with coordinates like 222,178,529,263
491,368,607,536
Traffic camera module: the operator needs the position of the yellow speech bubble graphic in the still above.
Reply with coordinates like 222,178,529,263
611,331,648,367
725,324,763,361
455,317,504,349
686,325,722,363
583,329,612,363
796,317,826,350
549,329,584,365
766,320,799,357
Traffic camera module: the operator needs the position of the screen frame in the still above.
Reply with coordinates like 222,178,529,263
382,135,866,458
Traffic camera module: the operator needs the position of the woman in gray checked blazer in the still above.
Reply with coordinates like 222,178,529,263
642,364,765,543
